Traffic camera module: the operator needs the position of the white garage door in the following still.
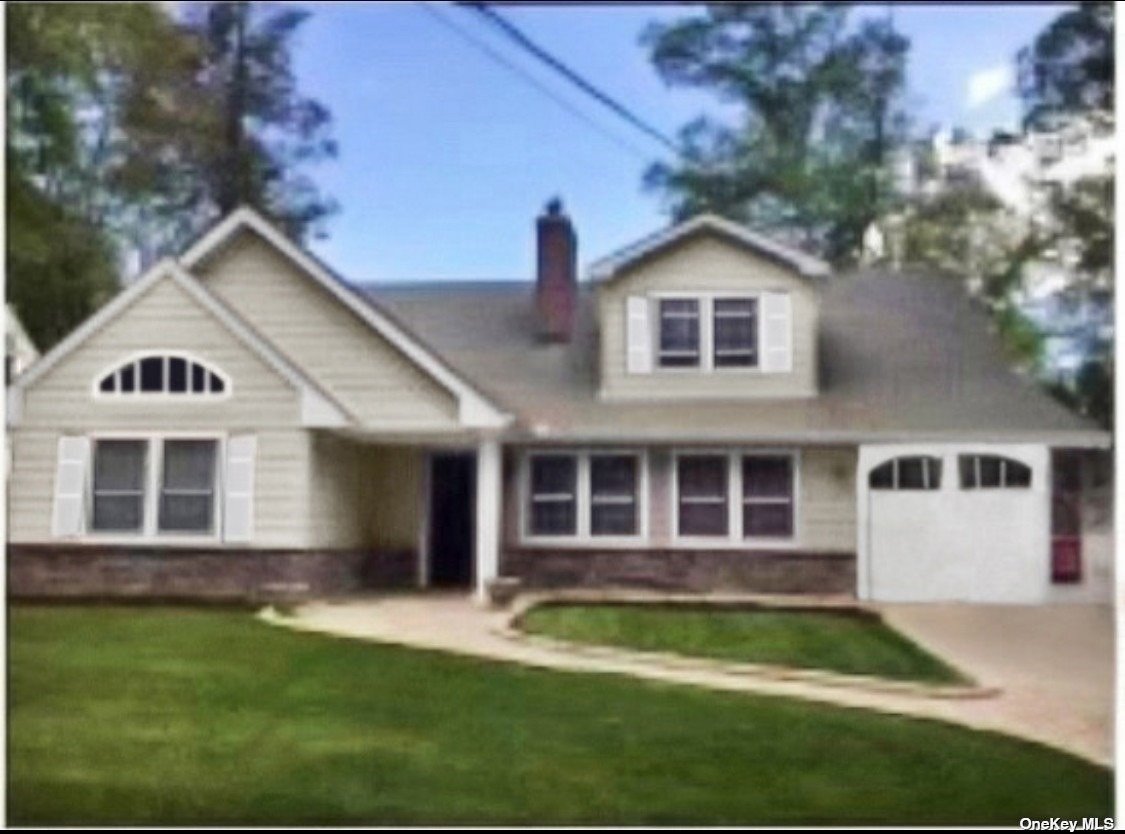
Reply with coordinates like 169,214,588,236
858,444,1051,603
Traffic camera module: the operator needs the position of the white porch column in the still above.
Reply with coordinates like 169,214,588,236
474,437,502,602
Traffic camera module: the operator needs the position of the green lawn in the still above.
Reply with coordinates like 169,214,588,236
10,606,1110,825
519,602,966,684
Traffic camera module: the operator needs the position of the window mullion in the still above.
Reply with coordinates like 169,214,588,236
577,454,591,539
146,438,161,537
730,451,741,541
702,297,714,372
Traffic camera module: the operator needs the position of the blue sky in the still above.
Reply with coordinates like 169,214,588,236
290,2,1069,282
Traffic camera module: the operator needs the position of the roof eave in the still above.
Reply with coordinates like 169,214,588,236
588,213,832,284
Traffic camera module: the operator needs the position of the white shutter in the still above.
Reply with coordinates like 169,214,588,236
760,291,792,373
51,436,90,537
625,295,652,374
223,434,257,543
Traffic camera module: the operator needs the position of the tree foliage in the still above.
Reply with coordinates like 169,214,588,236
1019,2,1114,428
6,2,188,349
1018,1,1114,128
642,4,910,261
120,2,338,251
6,2,338,351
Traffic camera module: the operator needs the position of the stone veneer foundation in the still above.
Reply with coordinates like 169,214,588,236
8,545,417,602
502,548,856,595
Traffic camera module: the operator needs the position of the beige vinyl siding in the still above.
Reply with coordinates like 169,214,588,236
647,448,674,541
9,274,318,547
598,233,819,400
306,436,424,551
197,232,459,429
254,429,314,547
502,445,855,552
307,432,369,548
7,430,57,542
363,445,425,550
8,427,311,547
798,446,857,550
21,277,302,430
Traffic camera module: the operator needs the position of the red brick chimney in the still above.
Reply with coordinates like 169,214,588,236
535,197,577,342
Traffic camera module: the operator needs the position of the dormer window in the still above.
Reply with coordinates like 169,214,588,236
95,353,229,398
657,299,701,367
713,298,758,367
656,295,760,371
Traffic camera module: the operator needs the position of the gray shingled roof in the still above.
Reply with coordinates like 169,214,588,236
360,270,1107,446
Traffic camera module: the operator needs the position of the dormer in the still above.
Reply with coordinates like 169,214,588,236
591,215,829,401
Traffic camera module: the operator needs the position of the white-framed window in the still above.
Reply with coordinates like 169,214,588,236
87,435,222,539
676,454,729,536
656,294,760,371
741,454,794,538
657,298,701,368
868,456,943,491
589,453,641,536
527,454,578,537
158,440,219,532
523,449,646,542
713,297,758,368
94,352,230,398
673,449,799,543
91,440,148,532
958,454,1032,489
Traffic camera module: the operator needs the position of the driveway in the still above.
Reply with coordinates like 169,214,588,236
878,603,1113,767
267,595,1113,766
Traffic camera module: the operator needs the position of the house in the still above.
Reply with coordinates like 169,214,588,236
6,304,39,383
6,203,1112,604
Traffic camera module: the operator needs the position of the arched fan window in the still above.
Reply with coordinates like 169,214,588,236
868,456,943,491
959,454,1032,489
95,353,229,397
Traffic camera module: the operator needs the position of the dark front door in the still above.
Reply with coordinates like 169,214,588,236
428,453,476,588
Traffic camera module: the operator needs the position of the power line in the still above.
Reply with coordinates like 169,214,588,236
464,3,682,156
415,2,653,162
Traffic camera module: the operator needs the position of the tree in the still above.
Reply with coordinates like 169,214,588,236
642,4,910,261
6,2,188,349
6,174,119,350
121,2,338,250
1019,3,1114,428
6,2,339,351
1018,1,1113,128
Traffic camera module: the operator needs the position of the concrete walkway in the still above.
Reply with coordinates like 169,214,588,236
264,594,1113,767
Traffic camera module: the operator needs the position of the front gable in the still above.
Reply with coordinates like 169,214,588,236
12,264,346,431
595,224,823,401
182,208,509,431
194,231,462,431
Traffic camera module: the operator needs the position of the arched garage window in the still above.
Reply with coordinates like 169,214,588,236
96,353,229,397
868,456,942,490
959,454,1032,489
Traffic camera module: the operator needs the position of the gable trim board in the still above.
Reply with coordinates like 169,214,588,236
589,213,831,283
180,207,510,430
7,260,351,429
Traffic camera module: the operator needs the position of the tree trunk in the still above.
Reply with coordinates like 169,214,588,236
218,1,249,215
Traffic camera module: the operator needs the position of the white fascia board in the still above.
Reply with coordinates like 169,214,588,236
589,214,831,282
180,207,511,430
